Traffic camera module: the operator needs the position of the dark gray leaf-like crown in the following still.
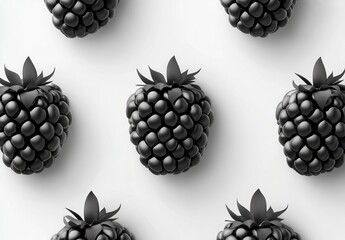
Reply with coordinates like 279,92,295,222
293,57,345,110
226,189,288,240
137,56,201,87
0,57,56,109
0,57,54,90
63,192,121,240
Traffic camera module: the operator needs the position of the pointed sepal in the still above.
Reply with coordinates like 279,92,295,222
0,77,12,87
295,73,312,86
236,200,252,221
167,56,181,85
313,58,327,88
149,67,166,83
267,206,288,221
265,207,274,219
23,57,37,87
84,191,100,225
1,57,55,89
327,69,345,85
332,80,344,86
4,66,22,85
98,205,121,223
98,207,106,218
226,205,244,222
137,69,154,84
64,216,85,227
35,68,55,86
250,189,267,224
66,208,83,221
181,70,188,81
180,69,200,85
137,57,200,87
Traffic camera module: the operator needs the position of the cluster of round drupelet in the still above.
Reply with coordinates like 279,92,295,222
44,0,120,38
220,0,297,37
2,1,345,240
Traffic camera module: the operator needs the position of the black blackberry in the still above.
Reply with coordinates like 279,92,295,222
276,58,345,176
44,0,120,38
0,57,72,174
51,192,135,240
126,57,214,175
220,0,297,37
217,189,301,240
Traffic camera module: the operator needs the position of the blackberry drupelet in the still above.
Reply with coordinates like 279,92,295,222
217,190,300,240
220,0,297,37
126,57,214,175
276,58,345,176
0,57,71,174
51,192,135,240
45,0,120,38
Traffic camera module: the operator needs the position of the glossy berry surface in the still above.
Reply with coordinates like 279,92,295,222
220,0,297,37
276,58,345,176
126,57,214,175
45,0,120,38
0,57,72,174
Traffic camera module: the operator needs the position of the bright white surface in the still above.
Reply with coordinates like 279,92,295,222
0,0,345,239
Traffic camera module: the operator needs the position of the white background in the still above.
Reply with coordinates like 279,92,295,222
0,0,345,239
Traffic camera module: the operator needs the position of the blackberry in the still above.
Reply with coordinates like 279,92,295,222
0,57,71,174
51,192,135,240
126,56,214,175
220,0,297,37
217,189,300,240
44,0,120,38
276,58,345,176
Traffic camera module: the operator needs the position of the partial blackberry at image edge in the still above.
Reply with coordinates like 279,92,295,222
276,58,345,176
220,0,297,37
126,56,214,175
45,0,120,38
0,57,72,174
217,189,301,240
51,191,135,240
